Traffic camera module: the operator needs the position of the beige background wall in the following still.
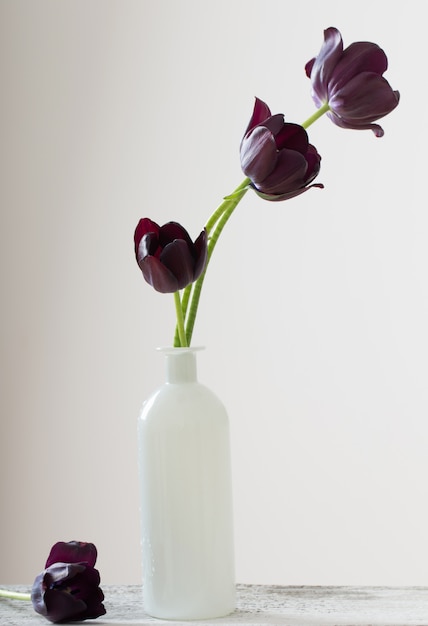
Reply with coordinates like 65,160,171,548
1,0,426,586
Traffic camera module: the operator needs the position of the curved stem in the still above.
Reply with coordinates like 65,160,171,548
173,291,187,347
184,181,250,345
205,177,251,234
172,178,250,346
0,589,31,601
301,101,331,129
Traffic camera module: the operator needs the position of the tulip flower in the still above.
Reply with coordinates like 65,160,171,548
134,218,208,294
240,97,323,201
305,26,399,137
31,541,106,623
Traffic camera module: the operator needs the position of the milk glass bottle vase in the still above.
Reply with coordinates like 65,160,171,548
137,347,236,620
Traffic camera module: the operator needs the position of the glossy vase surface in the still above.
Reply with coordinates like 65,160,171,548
138,347,235,620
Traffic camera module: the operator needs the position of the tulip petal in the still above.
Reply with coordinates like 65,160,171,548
43,588,87,622
140,256,179,293
338,116,385,135
330,72,400,121
253,182,324,202
329,41,388,94
71,567,102,596
326,110,385,136
45,563,87,583
193,229,208,280
84,592,106,619
261,113,288,137
274,123,309,154
306,27,344,103
138,232,161,260
31,572,48,617
304,144,322,183
243,97,272,136
45,542,98,569
241,126,278,183
134,218,160,256
255,148,308,195
160,239,195,290
159,221,193,248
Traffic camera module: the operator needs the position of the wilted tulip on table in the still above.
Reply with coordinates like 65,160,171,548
31,541,106,623
0,541,105,623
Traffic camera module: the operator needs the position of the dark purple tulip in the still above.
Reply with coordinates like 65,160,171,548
305,27,400,137
240,97,323,201
31,541,106,623
134,218,208,293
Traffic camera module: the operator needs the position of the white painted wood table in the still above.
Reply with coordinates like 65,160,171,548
0,584,427,625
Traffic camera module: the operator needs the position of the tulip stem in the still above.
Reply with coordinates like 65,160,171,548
174,291,188,347
180,177,250,346
205,178,250,234
0,588,31,601
301,101,331,129
173,286,191,346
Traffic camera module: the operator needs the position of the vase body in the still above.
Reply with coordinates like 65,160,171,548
137,347,235,620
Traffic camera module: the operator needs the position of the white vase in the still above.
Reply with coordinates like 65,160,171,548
137,347,236,620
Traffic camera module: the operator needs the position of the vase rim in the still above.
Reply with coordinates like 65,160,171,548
156,346,205,354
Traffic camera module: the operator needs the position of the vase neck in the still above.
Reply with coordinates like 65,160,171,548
162,349,202,384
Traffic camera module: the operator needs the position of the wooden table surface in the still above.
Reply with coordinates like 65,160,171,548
0,584,427,625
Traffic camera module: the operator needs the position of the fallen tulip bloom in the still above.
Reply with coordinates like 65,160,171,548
134,218,208,293
305,26,400,137
31,541,106,623
240,97,323,201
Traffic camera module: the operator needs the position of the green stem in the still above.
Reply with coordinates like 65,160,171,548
184,179,250,345
0,588,31,601
205,177,251,234
173,291,187,347
172,177,250,347
173,285,191,346
301,101,331,129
